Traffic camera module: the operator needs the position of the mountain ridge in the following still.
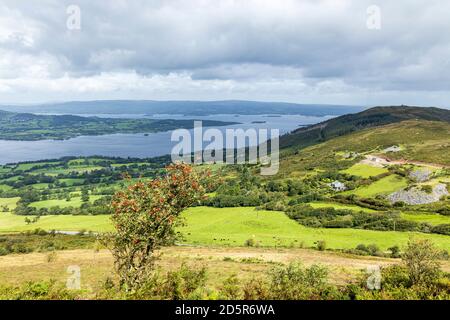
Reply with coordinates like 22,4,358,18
0,100,365,116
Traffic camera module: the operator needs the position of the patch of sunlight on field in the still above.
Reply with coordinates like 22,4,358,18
1,205,449,250
29,195,103,209
308,202,375,213
347,175,408,197
401,213,450,225
0,184,13,192
0,213,113,233
341,163,389,178
0,197,20,211
180,207,450,250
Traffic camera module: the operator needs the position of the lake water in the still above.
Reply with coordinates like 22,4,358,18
0,114,332,164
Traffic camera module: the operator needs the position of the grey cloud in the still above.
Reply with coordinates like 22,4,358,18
0,0,450,104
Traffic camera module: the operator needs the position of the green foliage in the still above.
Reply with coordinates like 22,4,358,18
315,240,327,251
402,239,442,285
244,238,256,247
421,185,433,194
0,232,96,256
267,262,336,299
0,280,80,300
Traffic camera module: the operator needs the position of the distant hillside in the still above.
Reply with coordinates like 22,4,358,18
280,106,450,149
0,110,237,141
0,100,365,116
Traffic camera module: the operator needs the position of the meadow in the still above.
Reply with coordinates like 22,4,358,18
401,212,450,225
341,163,389,178
347,174,408,197
180,207,450,250
29,195,103,209
308,201,375,212
2,206,450,250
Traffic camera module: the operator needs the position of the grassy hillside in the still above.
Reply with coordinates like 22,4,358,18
277,120,450,177
280,106,450,149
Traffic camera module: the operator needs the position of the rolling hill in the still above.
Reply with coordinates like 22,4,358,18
280,106,450,149
277,119,450,177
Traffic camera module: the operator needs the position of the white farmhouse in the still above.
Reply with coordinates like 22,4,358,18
329,180,346,191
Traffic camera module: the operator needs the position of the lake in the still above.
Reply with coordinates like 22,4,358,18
0,114,332,164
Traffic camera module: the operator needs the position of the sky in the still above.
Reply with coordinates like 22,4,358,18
0,0,449,107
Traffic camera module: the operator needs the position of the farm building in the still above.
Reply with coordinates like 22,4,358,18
329,180,346,191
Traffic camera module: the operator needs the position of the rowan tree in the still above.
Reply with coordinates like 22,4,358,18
106,163,210,290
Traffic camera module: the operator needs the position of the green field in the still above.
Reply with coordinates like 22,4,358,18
32,166,104,175
308,201,375,212
0,213,112,233
178,207,450,250
348,174,408,197
1,206,449,250
402,212,450,225
29,195,103,209
58,178,85,186
341,163,389,178
0,184,12,192
0,197,20,211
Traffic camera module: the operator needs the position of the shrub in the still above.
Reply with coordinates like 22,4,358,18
220,274,241,299
402,239,441,286
268,262,334,299
0,247,9,256
388,245,401,258
242,278,270,300
421,185,433,194
315,240,326,251
431,224,450,236
244,238,256,247
0,280,79,300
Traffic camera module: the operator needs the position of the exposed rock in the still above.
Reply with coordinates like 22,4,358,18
409,168,432,182
387,183,448,205
383,145,401,153
342,152,359,159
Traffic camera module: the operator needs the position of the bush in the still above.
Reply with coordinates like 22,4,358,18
220,274,241,299
402,239,441,286
421,185,433,194
0,280,79,300
268,262,336,299
242,278,270,300
315,240,326,251
0,247,9,256
431,224,450,236
388,245,401,258
244,238,256,247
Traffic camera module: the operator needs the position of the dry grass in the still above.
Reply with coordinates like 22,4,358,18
1,246,449,294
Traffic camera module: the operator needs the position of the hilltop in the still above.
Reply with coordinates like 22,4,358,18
280,106,450,149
